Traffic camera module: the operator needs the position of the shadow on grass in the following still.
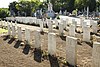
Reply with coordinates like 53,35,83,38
48,55,60,67
14,40,22,48
85,41,93,48
3,35,10,41
67,62,77,67
60,36,66,41
34,48,42,63
8,38,15,44
22,44,30,55
95,33,100,37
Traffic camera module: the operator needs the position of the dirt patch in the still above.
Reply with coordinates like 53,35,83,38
0,24,99,67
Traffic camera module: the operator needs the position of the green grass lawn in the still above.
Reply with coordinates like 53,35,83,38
0,28,8,34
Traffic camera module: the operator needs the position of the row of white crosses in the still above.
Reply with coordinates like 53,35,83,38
4,18,99,66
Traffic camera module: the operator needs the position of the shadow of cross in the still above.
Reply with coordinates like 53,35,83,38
48,55,60,67
14,40,22,48
8,38,15,44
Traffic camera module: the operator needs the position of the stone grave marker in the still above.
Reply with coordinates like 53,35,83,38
25,28,30,44
48,33,56,55
34,30,41,49
39,20,43,32
83,26,90,42
48,20,53,32
69,24,75,37
12,25,16,37
72,19,77,28
92,42,100,67
7,24,11,35
92,21,97,33
82,21,87,29
59,23,64,36
66,36,77,66
18,26,22,41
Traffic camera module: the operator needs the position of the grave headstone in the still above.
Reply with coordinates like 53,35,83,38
54,18,59,27
25,28,30,44
7,24,11,35
39,20,43,32
69,24,75,37
1,21,3,27
34,30,41,49
82,21,87,29
72,19,77,28
92,42,100,67
48,20,53,32
83,26,90,42
48,33,56,55
12,25,16,37
66,36,77,66
61,19,66,29
92,21,97,33
11,21,13,27
59,23,64,36
15,21,17,30
18,26,22,41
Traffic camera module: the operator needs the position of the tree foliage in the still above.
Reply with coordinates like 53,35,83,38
8,0,99,16
9,1,18,16
0,8,9,18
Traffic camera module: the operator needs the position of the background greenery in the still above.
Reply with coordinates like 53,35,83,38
0,0,100,18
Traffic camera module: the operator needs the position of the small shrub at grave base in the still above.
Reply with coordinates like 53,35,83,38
47,17,50,19
56,16,60,19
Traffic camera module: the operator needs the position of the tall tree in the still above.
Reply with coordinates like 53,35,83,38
67,0,75,12
89,0,96,12
0,8,9,18
9,1,18,16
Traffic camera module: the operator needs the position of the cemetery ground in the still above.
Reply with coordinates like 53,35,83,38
0,22,100,67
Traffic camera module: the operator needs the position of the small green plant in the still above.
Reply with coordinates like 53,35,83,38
56,16,60,19
47,17,50,19
72,9,78,16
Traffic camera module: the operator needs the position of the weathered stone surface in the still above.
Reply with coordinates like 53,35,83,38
18,26,22,41
66,36,77,66
34,30,41,49
48,33,56,55
92,42,100,67
83,26,90,42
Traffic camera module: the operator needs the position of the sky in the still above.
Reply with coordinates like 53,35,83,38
0,0,18,8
